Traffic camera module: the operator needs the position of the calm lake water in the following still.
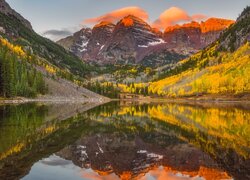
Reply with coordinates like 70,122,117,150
0,101,249,180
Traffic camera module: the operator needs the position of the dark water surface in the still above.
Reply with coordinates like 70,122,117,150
0,101,249,180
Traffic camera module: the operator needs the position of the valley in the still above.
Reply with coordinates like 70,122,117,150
0,0,249,102
0,1,250,180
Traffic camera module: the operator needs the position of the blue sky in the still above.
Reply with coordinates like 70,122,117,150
6,0,249,40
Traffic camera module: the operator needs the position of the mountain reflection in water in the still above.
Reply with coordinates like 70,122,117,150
0,101,249,180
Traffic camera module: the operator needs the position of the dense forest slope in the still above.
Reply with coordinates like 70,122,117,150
0,38,47,98
0,36,105,100
0,0,96,77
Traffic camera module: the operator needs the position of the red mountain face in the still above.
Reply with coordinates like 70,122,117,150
164,18,235,51
83,21,115,61
56,134,232,180
99,15,165,64
57,16,234,67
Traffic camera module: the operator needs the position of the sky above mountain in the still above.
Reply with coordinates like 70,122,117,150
6,0,250,41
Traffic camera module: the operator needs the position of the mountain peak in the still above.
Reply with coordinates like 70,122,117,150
238,6,250,21
123,14,142,20
164,21,200,33
164,18,234,33
118,15,149,28
121,16,135,27
183,21,200,28
57,13,236,67
0,0,32,30
93,21,115,29
201,17,235,33
218,6,250,52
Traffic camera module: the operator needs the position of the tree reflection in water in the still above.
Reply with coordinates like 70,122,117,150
0,101,249,180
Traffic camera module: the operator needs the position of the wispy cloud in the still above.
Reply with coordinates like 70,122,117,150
44,6,208,40
83,6,149,25
152,7,208,30
42,26,82,41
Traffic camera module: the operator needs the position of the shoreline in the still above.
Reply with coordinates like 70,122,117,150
118,94,250,104
1,94,250,105
0,96,111,105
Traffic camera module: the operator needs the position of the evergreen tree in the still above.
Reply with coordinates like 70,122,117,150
0,45,47,98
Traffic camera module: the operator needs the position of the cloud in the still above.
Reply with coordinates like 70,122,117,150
152,7,208,30
40,155,72,167
43,29,72,37
83,6,148,25
42,26,82,41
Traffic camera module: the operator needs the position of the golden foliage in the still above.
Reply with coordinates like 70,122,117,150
104,103,250,157
148,43,250,97
0,143,25,160
0,38,26,57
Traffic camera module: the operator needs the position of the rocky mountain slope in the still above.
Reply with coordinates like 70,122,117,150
147,7,250,97
163,18,234,52
218,6,250,52
0,0,32,30
58,15,234,68
0,0,95,77
57,134,229,180
0,0,106,100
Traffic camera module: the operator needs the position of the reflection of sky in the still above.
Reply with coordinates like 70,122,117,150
22,155,83,180
143,166,204,180
81,169,119,180
40,155,72,167
22,155,207,180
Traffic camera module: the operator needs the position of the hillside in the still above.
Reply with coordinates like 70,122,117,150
0,0,106,101
148,43,250,97
0,0,95,77
116,7,250,98
146,7,250,98
0,36,106,101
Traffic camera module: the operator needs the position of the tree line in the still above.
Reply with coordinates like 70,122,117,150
0,45,47,98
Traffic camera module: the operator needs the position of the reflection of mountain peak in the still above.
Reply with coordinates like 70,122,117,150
1,102,249,180
56,134,230,180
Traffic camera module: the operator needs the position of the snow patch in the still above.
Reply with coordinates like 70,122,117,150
137,150,163,160
77,145,88,161
138,39,165,48
138,45,148,48
79,48,87,52
148,39,165,46
80,35,88,40
100,45,105,50
97,143,104,153
137,150,147,153
79,40,89,48
134,28,154,35
80,150,88,157
147,153,163,159
77,40,89,52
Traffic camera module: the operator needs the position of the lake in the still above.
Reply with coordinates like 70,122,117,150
0,101,249,180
